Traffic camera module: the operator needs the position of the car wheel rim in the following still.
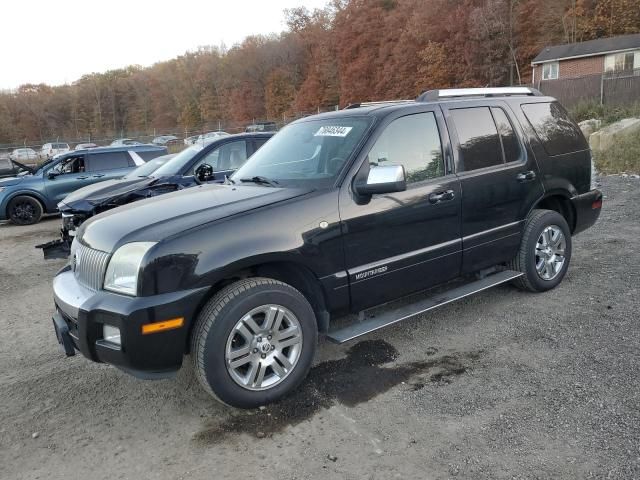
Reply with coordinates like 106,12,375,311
12,202,34,221
535,225,566,281
225,304,303,391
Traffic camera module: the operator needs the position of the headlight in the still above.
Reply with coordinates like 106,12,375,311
104,242,156,296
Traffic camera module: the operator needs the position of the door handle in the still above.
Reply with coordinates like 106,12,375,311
516,171,536,182
428,189,455,204
76,176,88,180
93,174,105,178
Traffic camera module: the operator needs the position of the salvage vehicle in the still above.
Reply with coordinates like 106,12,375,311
51,87,602,408
40,133,273,258
0,145,167,225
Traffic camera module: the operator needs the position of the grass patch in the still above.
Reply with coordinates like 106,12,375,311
570,101,640,126
594,132,640,174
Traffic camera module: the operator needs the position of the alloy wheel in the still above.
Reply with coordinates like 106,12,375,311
535,225,566,281
225,304,303,391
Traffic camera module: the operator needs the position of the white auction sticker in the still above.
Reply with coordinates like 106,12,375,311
314,126,353,137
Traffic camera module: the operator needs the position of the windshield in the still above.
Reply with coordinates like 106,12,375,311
124,155,173,179
152,144,203,176
231,117,372,187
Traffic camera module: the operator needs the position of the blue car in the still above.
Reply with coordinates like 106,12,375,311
0,145,167,225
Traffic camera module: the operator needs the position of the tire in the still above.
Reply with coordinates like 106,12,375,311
509,209,572,292
191,277,317,408
7,195,43,225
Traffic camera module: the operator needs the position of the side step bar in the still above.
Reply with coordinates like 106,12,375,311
326,270,523,344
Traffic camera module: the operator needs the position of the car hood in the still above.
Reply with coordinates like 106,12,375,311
0,176,25,187
78,184,313,253
60,177,159,211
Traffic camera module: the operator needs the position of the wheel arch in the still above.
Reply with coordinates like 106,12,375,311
530,191,576,233
4,190,48,217
185,259,330,353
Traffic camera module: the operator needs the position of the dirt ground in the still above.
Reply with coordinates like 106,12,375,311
1,175,638,480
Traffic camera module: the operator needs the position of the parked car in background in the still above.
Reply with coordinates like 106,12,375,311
110,138,144,146
0,144,167,225
40,143,71,160
9,148,39,164
184,135,200,145
75,143,98,151
245,121,278,132
152,135,179,146
195,131,230,144
0,158,31,179
49,87,601,408
40,133,273,258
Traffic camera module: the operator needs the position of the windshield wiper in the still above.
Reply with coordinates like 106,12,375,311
239,176,279,187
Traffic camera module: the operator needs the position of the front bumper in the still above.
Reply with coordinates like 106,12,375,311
52,267,209,377
571,189,603,234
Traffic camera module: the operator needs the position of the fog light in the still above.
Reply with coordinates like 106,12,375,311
103,325,121,346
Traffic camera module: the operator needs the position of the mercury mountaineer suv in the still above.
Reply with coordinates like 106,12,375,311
51,87,602,408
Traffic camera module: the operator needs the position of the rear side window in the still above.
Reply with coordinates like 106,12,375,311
368,112,444,184
87,151,130,171
491,107,522,163
521,102,587,156
451,107,503,171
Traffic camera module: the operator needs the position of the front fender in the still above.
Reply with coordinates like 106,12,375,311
0,188,52,219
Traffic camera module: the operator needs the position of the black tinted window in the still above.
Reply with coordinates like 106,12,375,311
451,107,503,171
491,107,521,163
368,112,443,183
87,151,130,171
522,102,587,156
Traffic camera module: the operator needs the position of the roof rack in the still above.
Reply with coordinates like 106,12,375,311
416,87,543,102
344,100,414,109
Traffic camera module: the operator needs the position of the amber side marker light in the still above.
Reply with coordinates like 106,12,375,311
141,317,184,335
592,199,603,209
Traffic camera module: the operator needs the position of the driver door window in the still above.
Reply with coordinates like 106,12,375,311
191,140,247,175
368,112,444,184
57,155,86,174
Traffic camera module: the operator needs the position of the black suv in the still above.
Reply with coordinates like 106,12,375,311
51,87,602,408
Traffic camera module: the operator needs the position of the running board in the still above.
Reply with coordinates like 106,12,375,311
326,270,523,344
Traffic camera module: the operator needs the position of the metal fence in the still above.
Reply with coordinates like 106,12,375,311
535,69,640,108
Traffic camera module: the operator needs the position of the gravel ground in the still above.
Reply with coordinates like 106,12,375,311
0,175,638,480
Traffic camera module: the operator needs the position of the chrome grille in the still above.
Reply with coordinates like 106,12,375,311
71,241,110,291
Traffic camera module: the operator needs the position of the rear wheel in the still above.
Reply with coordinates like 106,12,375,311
7,196,43,225
191,277,317,408
510,209,572,292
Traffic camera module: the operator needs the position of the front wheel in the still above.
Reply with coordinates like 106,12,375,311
7,195,43,225
510,209,572,292
191,277,317,408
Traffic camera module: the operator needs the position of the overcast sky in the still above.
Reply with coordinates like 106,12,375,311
1,0,327,90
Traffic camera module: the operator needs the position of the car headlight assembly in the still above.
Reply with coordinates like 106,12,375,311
104,242,156,296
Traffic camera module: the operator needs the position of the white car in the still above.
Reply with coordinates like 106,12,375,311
9,148,39,164
195,131,230,144
74,143,98,151
40,142,70,160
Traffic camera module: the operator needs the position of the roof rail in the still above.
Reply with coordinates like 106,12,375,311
416,87,543,102
344,99,414,109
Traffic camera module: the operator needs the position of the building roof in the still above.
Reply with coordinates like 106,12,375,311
532,33,640,64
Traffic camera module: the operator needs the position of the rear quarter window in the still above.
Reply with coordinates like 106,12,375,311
521,102,587,156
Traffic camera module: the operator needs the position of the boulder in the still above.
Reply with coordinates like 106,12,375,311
589,118,640,151
578,119,602,138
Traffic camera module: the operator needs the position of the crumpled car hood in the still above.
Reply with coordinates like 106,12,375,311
59,176,161,211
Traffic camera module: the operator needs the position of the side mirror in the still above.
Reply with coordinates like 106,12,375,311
194,163,214,184
354,164,406,196
47,171,58,179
